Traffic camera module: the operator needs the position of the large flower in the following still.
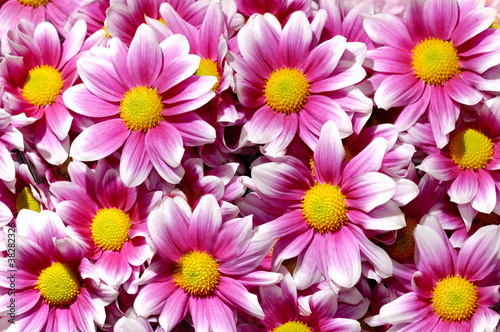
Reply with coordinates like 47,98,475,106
134,194,281,331
228,11,371,156
364,0,500,147
375,216,500,331
0,20,87,165
252,121,409,290
64,24,217,186
0,210,117,331
50,160,158,289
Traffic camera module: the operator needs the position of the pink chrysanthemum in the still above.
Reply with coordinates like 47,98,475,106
419,99,500,220
228,11,371,156
0,20,87,165
0,210,117,331
64,24,217,186
50,160,158,289
133,194,281,331
252,121,410,289
364,0,500,147
375,217,500,331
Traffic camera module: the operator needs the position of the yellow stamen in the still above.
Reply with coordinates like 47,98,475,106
264,68,310,114
431,275,478,322
272,321,311,332
35,262,80,306
90,208,131,251
449,128,493,171
173,250,221,297
16,187,41,213
22,65,63,106
195,58,221,92
120,86,163,132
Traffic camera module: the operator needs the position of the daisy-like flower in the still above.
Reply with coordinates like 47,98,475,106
0,210,117,331
253,121,407,290
375,216,500,331
418,98,500,221
64,24,217,186
0,0,82,54
0,20,87,165
50,160,159,289
228,11,371,156
364,0,500,147
134,194,281,331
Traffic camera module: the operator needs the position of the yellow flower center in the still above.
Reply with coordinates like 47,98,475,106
35,262,80,306
195,58,221,92
411,38,461,86
21,65,64,106
384,216,418,264
173,250,221,297
301,183,348,234
264,68,310,114
449,128,493,171
16,186,41,213
431,275,478,322
120,86,163,132
272,321,311,332
90,208,131,251
18,0,49,7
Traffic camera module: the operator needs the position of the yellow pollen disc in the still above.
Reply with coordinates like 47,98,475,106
431,275,478,322
120,86,163,132
195,58,220,92
35,262,80,306
271,321,311,332
18,0,48,7
473,212,500,228
301,183,348,234
449,128,493,171
22,65,63,106
384,216,418,264
411,38,461,86
16,186,41,213
173,250,220,297
90,208,131,251
264,67,310,115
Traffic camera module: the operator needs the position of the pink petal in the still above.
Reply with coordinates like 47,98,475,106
34,119,69,165
70,119,130,161
342,137,387,180
205,295,237,331
159,287,189,331
363,14,415,50
244,106,285,144
167,113,216,147
374,72,425,110
302,35,346,82
423,0,458,40
443,77,483,106
348,201,405,231
471,169,496,214
217,277,265,319
77,57,127,102
120,130,152,187
313,121,344,185
448,169,478,204
343,172,397,213
379,293,432,324
148,209,186,262
451,7,496,46
279,11,312,68
63,84,120,118
366,46,412,74
44,101,72,141
414,224,454,280
155,54,200,94
95,250,132,287
214,216,252,261
145,121,184,168
189,194,222,253
34,22,61,68
127,24,161,87
418,153,461,181
134,279,177,317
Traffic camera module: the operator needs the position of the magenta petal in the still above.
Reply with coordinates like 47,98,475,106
279,11,312,68
374,72,425,110
45,101,72,140
471,170,496,214
95,250,132,287
189,296,209,331
217,277,264,319
343,172,397,213
197,0,224,59
363,14,415,50
414,224,454,280
313,121,344,185
155,54,200,94
271,229,314,270
145,121,184,167
443,77,482,106
189,194,222,253
70,119,130,161
63,84,120,118
292,241,324,290
127,24,161,87
411,271,435,299
451,7,496,46
348,201,405,231
159,287,189,331
423,0,458,40
257,209,311,240
418,153,461,181
34,119,69,165
34,22,61,68
303,35,346,82
14,300,49,332
365,46,412,74
244,106,285,144
148,207,188,261
205,295,237,331
219,233,273,275
448,169,478,204
315,229,361,288
214,216,252,261
379,293,432,324
120,130,152,187
77,57,127,102
134,279,177,317
342,137,388,181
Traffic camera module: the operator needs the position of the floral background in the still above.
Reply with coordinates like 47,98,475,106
0,0,499,331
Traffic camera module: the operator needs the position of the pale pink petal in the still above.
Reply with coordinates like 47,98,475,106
77,57,127,102
365,46,412,74
127,24,161,87
293,241,326,290
144,121,184,168
217,277,265,319
451,7,496,46
414,224,454,279
155,54,200,94
214,216,252,261
60,20,86,67
261,114,298,157
189,296,210,332
134,279,177,317
363,14,415,50
471,169,496,213
342,137,387,181
244,106,285,144
148,210,185,262
189,194,222,252
418,153,460,181
313,121,344,185
159,287,189,331
448,169,478,204
394,86,431,131
168,113,216,147
63,84,120,118
237,271,283,288
374,72,425,110
70,119,130,161
280,11,312,68
423,0,458,40
34,22,61,68
34,119,69,165
95,250,132,287
44,101,72,141
205,295,237,331
443,77,483,106
302,35,346,81
343,172,397,213
348,201,405,231
120,131,153,187
379,293,432,324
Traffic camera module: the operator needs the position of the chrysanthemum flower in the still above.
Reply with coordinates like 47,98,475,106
0,210,118,331
418,99,500,218
228,11,371,156
0,0,82,54
64,24,217,186
376,216,500,331
50,160,158,289
134,194,281,331
253,121,407,289
364,0,500,147
0,20,87,165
